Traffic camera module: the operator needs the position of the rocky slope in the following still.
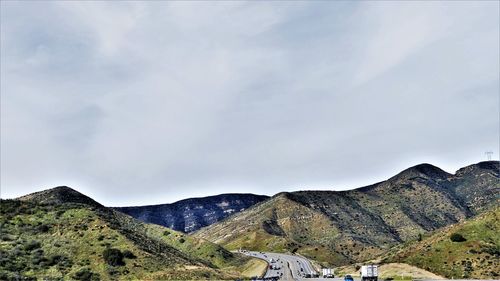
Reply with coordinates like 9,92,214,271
115,193,269,233
194,161,499,266
1,187,263,280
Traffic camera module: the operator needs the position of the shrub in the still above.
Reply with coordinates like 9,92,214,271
31,254,48,266
24,240,41,251
47,254,71,267
450,233,467,242
107,267,120,276
32,248,44,256
103,248,125,266
57,257,73,272
55,210,66,218
73,267,100,281
163,230,170,236
37,224,50,233
122,250,136,259
1,234,15,241
178,238,186,244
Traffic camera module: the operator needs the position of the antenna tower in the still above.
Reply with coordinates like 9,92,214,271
485,151,493,161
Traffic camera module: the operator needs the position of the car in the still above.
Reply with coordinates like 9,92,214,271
345,274,354,281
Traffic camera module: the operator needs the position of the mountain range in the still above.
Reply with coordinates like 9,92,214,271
193,161,499,266
1,187,265,280
1,161,498,280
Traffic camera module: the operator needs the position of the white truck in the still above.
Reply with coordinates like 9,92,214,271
322,268,334,278
360,265,378,281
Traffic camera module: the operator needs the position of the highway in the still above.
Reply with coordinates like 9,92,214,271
242,251,323,280
240,252,493,281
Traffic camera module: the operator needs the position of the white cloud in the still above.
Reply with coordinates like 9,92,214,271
1,1,498,205
351,2,448,86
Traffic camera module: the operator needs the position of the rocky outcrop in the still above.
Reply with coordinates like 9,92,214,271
115,193,269,233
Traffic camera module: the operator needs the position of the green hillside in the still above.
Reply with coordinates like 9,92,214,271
386,207,499,279
194,161,499,266
0,187,264,280
194,193,375,265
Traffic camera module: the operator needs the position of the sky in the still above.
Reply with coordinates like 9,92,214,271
1,1,499,206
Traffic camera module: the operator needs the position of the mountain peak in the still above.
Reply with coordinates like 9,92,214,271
272,192,292,199
392,163,451,181
17,186,103,208
455,161,499,177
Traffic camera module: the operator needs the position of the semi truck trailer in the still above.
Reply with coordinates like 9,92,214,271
322,268,334,278
360,265,378,281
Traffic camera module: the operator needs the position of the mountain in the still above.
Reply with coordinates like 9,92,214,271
194,161,500,266
385,206,499,279
0,186,266,280
17,186,104,208
115,193,269,233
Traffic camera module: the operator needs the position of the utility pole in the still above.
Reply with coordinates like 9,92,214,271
485,151,493,161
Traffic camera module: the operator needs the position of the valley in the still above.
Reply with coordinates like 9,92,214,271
194,161,499,271
3,1,498,280
0,161,498,280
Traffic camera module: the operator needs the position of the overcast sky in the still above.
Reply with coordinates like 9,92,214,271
1,1,499,206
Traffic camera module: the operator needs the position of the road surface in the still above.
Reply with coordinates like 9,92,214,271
242,251,356,280
241,252,496,281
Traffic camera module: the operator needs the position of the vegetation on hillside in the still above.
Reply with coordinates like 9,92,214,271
195,161,499,267
0,192,265,280
2,161,498,279
195,193,382,266
386,207,500,279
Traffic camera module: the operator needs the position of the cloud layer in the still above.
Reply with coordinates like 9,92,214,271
1,2,499,205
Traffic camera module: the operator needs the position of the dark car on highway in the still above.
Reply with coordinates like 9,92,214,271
345,275,354,281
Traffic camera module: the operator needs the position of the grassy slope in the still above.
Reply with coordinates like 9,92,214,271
335,263,444,280
377,263,444,280
143,222,267,276
194,194,371,266
0,199,265,280
237,258,268,278
195,187,458,266
386,207,500,279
